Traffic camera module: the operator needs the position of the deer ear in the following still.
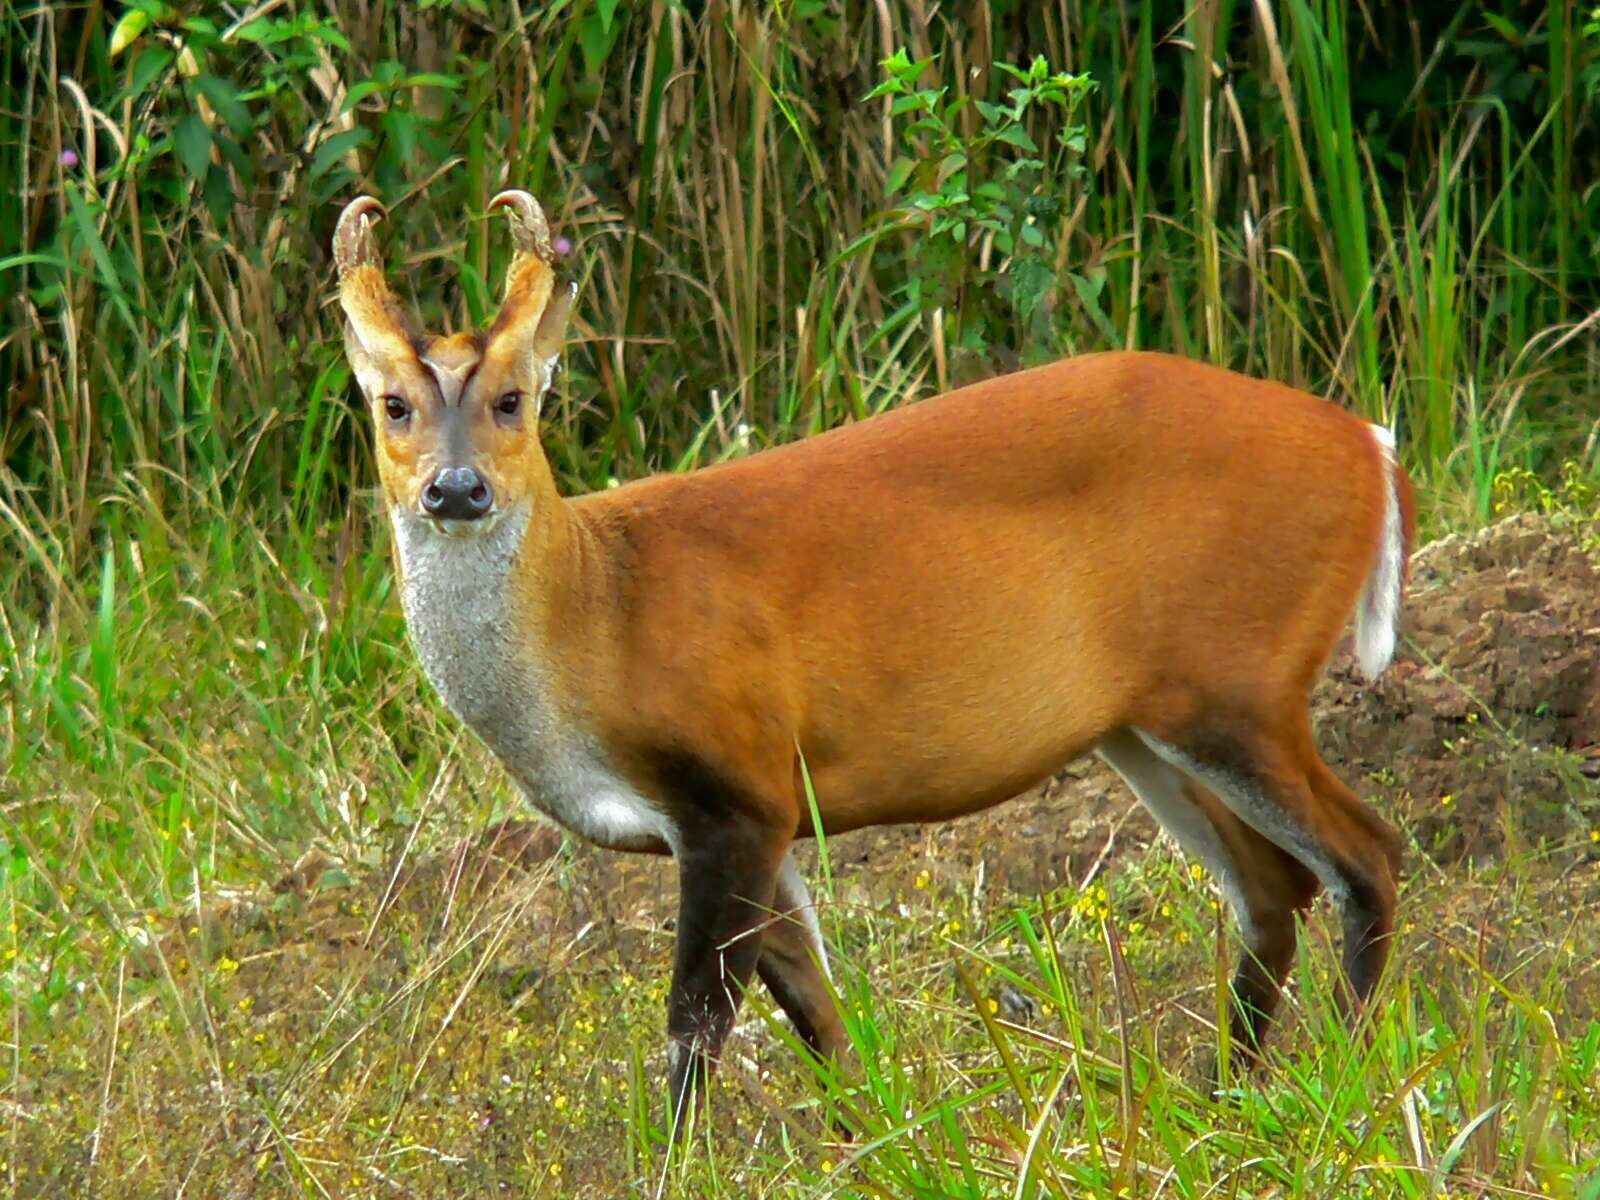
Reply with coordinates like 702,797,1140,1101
532,280,576,362
333,196,414,391
527,280,576,416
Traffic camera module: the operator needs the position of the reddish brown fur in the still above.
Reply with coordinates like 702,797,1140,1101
556,354,1394,831
510,352,1412,1084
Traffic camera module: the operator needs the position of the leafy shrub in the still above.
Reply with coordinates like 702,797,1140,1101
867,52,1097,366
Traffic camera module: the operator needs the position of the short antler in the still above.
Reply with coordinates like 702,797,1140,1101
488,189,555,267
485,190,563,355
333,195,388,278
333,195,413,364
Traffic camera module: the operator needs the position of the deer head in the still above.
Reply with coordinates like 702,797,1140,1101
334,192,576,531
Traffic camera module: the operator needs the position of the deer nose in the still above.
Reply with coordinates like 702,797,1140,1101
422,467,493,521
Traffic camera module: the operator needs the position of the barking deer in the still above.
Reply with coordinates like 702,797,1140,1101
332,191,1411,1135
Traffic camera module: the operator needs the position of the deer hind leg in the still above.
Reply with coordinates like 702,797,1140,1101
1097,728,1319,1059
756,852,846,1063
1303,752,1404,1005
1130,719,1401,1021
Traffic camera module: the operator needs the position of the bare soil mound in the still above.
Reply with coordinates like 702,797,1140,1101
1322,512,1599,865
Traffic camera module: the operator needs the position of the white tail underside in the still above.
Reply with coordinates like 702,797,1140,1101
1355,424,1403,678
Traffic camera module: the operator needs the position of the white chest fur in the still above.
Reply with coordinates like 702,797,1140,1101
390,507,673,853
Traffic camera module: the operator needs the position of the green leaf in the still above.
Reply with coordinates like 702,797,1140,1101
92,547,117,712
1008,256,1055,321
341,80,386,113
212,133,254,184
314,22,352,52
233,17,277,43
63,186,123,299
109,8,150,58
1069,270,1119,344
993,125,1037,152
173,113,212,181
194,74,253,137
382,108,416,165
579,14,610,75
878,47,914,79
885,156,915,195
2,841,27,882
1480,11,1523,46
402,72,463,90
204,165,234,224
309,127,372,181
123,45,174,102
1436,1102,1507,1179
181,15,221,40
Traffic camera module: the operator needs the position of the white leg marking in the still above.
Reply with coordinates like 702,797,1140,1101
777,852,831,981
1132,727,1353,912
1096,729,1256,945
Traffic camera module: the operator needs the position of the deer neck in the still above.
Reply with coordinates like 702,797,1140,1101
389,499,567,747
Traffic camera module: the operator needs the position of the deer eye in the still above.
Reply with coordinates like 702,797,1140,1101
382,395,410,423
494,391,522,417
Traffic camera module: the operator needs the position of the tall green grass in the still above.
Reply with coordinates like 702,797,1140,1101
3,3,1595,552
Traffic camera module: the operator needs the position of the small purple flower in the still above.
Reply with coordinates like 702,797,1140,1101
59,148,79,169
552,235,573,258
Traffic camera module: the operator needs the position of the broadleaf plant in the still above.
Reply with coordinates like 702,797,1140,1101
868,51,1095,370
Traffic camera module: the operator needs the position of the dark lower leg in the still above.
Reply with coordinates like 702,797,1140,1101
1228,914,1300,1059
1337,872,1396,1009
1171,778,1319,1061
1232,847,1319,1055
1141,723,1398,1052
666,830,784,1139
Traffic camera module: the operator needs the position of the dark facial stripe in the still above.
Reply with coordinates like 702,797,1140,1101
420,356,481,408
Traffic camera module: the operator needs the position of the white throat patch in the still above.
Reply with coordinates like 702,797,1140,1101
389,503,672,853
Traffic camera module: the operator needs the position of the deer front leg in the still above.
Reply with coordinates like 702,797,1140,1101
665,819,787,1139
